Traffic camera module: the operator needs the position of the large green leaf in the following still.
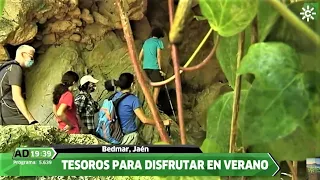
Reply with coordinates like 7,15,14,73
249,71,320,161
216,29,252,89
257,0,280,42
201,91,247,153
199,0,258,37
238,42,317,147
266,1,320,54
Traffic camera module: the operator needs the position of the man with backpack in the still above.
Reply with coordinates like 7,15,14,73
0,45,38,125
96,73,171,145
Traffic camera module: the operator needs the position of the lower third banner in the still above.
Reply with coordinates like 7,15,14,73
0,152,280,176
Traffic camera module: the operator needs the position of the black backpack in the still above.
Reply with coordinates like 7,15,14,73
0,60,21,100
0,60,21,125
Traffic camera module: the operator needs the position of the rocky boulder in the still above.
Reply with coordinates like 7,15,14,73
0,45,9,61
0,0,146,56
0,125,108,153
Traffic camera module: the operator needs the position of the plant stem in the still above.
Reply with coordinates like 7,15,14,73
292,161,298,180
251,16,259,44
150,29,213,87
266,0,320,47
180,35,219,71
115,0,170,144
168,0,187,144
286,161,298,180
229,31,245,153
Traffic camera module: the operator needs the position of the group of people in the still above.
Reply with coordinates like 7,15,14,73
0,27,170,145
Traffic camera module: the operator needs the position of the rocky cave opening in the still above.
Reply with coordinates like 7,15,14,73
0,0,231,146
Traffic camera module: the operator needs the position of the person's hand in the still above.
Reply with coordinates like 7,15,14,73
163,119,171,126
160,71,166,77
63,125,73,132
29,120,39,125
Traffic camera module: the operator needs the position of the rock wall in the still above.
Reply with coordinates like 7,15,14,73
0,0,146,60
0,0,228,145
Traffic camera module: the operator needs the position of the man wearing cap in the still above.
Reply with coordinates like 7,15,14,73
75,75,100,134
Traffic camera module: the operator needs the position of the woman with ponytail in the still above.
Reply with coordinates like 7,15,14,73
52,71,80,134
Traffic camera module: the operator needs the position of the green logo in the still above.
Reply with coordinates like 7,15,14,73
300,2,318,22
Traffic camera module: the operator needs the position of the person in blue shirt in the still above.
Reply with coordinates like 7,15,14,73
105,73,171,145
139,27,165,107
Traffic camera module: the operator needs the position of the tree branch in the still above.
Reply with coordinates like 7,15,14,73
168,0,186,144
229,31,245,153
286,160,298,180
116,0,170,144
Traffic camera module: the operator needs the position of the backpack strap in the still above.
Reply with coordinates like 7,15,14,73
108,92,118,101
112,93,132,127
0,60,21,72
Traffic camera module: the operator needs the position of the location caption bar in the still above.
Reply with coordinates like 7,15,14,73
52,145,203,153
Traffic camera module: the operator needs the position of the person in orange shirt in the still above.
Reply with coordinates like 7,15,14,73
52,71,81,134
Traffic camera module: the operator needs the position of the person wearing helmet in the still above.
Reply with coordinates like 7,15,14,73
75,75,100,134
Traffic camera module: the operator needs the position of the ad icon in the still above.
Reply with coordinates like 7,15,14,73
300,3,317,22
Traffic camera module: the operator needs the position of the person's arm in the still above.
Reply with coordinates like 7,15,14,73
9,65,36,123
94,101,100,113
134,107,156,125
134,108,171,126
12,85,35,123
157,48,162,70
53,104,57,116
132,97,170,125
56,103,72,128
157,40,164,72
74,95,88,130
139,49,144,62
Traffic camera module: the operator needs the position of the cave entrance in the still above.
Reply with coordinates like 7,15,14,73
4,43,39,61
158,87,177,116
4,44,19,60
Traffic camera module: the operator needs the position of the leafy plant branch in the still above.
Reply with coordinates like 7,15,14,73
229,31,245,153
